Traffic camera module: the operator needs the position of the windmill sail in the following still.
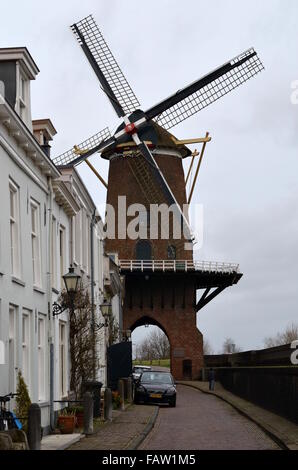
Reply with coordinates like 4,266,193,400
71,15,140,117
52,127,111,166
147,48,264,129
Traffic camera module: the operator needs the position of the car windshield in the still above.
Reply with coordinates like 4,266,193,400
133,366,151,373
140,372,173,385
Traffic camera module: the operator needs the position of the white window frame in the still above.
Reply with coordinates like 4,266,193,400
59,321,67,398
37,315,46,401
51,217,57,289
82,210,88,272
22,309,31,392
9,305,18,393
74,211,82,267
86,216,91,275
82,209,87,271
59,225,66,289
30,199,42,288
17,67,29,123
9,180,21,278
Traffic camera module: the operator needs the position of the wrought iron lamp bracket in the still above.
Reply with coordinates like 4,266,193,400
52,301,69,317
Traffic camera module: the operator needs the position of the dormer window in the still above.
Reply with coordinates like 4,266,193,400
19,74,27,122
0,47,39,130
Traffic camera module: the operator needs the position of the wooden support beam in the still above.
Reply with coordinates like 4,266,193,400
171,285,175,309
139,283,143,309
185,154,196,185
182,282,186,309
196,287,211,310
171,135,211,145
85,159,108,189
188,132,209,204
196,286,226,312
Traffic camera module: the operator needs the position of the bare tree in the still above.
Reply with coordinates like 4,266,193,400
264,323,298,348
136,329,170,361
203,338,214,355
149,329,170,359
222,337,242,354
60,285,99,398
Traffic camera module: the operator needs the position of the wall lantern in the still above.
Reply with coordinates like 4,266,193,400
52,265,81,317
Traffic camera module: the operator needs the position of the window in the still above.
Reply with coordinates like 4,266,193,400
37,315,46,401
59,322,67,398
9,180,21,277
86,216,90,274
74,211,82,266
136,240,152,260
9,305,17,393
31,200,41,287
167,245,176,260
82,209,89,272
19,74,27,122
59,226,65,288
51,217,57,288
22,310,31,391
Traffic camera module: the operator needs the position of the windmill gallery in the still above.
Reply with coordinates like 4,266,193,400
51,14,264,381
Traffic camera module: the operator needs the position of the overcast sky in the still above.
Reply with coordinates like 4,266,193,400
2,0,297,352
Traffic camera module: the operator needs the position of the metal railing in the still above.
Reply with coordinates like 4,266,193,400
119,260,239,274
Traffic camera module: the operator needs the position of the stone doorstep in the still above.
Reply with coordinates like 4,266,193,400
178,381,298,451
41,433,84,451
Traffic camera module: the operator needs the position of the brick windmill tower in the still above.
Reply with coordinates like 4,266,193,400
54,15,264,379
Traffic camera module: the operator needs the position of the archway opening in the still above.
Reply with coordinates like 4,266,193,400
131,316,171,371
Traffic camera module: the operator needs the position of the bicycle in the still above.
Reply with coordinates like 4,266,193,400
0,393,22,431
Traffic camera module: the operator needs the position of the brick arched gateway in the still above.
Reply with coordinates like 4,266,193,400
123,274,204,381
128,314,203,380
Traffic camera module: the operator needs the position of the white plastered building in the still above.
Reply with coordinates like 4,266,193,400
0,47,121,433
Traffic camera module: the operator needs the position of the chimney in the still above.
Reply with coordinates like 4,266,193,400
32,119,57,158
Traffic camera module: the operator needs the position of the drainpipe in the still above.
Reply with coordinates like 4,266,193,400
90,209,96,380
47,176,55,431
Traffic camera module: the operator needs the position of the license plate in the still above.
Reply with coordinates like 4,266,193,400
150,393,162,398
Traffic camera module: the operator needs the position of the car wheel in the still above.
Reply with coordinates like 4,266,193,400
169,398,176,407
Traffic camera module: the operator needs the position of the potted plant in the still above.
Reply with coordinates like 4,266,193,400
57,408,76,434
112,391,122,409
74,406,84,428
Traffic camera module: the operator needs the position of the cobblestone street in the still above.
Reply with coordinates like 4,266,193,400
68,404,158,450
140,385,280,450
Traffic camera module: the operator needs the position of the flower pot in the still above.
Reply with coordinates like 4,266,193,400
58,415,76,434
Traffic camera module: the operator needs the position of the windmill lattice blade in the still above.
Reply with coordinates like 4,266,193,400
71,15,140,116
150,48,264,130
52,127,111,166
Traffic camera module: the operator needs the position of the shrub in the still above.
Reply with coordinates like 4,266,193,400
15,371,31,432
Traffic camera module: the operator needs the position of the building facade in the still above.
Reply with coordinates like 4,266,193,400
0,47,122,433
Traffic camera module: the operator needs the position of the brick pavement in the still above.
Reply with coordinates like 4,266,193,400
140,384,280,450
67,404,158,450
179,381,298,450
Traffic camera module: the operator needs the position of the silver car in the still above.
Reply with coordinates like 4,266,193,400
132,365,152,382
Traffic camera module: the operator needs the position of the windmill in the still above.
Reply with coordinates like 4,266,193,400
53,14,263,258
53,14,264,380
